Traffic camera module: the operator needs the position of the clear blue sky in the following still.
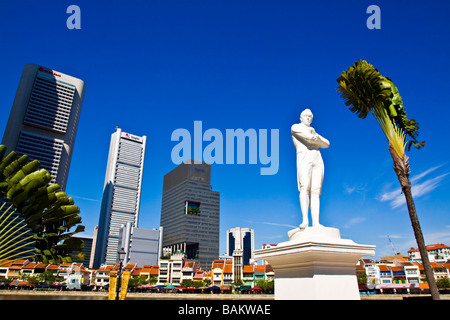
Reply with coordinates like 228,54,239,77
1,1,449,259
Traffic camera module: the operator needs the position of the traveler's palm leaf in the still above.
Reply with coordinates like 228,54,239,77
0,144,84,265
336,60,439,300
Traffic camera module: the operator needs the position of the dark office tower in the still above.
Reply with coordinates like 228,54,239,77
71,235,93,266
2,64,85,191
161,161,220,270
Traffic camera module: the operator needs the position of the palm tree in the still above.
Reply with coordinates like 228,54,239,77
0,202,36,265
336,60,439,300
0,144,85,265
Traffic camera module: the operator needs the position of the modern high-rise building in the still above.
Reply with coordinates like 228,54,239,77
71,235,94,266
0,64,85,262
2,64,85,191
92,127,147,268
118,222,163,267
160,161,220,270
227,227,255,266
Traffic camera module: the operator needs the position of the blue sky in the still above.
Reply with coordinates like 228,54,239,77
1,0,449,259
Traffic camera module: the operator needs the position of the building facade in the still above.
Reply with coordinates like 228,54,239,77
226,227,254,266
1,64,85,261
408,243,450,263
2,64,85,190
93,127,146,268
71,235,94,266
158,252,185,285
118,222,163,267
160,161,220,270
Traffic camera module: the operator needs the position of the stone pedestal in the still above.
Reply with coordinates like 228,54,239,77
254,226,375,300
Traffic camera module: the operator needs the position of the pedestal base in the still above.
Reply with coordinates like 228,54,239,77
254,226,375,300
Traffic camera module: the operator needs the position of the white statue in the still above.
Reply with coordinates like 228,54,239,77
291,109,330,230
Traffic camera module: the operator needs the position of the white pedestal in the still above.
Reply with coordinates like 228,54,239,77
254,226,375,300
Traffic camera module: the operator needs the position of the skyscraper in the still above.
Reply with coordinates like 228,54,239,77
2,64,85,191
160,161,220,270
227,227,255,266
93,127,146,268
0,64,85,261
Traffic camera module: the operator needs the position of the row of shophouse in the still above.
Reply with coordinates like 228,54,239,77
357,243,450,293
0,260,92,289
0,252,274,290
3,243,449,292
88,252,275,289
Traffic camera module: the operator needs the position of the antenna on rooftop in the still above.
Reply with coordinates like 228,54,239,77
387,235,397,255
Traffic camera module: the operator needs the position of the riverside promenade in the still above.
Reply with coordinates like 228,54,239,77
0,290,274,300
0,290,447,300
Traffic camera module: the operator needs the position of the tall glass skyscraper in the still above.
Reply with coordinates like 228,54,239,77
92,127,146,268
2,64,85,191
1,64,85,261
160,161,220,270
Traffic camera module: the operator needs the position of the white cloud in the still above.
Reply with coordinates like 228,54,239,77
68,195,101,202
410,164,443,184
421,230,450,246
343,183,367,196
344,185,357,195
388,231,450,255
379,164,449,209
343,216,367,229
246,220,297,229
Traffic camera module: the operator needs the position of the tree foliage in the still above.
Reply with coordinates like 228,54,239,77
436,277,450,289
0,145,85,265
336,60,440,300
337,59,424,151
255,279,274,293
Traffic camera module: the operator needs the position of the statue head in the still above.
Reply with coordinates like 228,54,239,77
300,109,313,126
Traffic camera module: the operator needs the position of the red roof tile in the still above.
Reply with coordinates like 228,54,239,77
223,264,233,274
408,243,450,252
254,265,266,273
377,265,390,272
243,265,254,273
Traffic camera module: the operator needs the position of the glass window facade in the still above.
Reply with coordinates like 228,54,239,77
160,162,220,270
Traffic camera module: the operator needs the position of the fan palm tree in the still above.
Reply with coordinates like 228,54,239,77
0,202,36,265
0,144,85,265
337,60,439,300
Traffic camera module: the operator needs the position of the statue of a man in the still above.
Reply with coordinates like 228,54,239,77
291,109,330,229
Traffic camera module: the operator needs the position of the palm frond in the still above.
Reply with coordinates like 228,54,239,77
337,60,424,151
337,60,392,119
372,107,406,158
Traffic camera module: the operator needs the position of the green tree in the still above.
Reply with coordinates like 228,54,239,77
436,277,450,290
181,279,204,288
255,279,274,293
148,276,158,285
337,60,439,300
0,145,85,265
357,271,368,285
232,278,243,287
203,278,211,287
180,279,193,287
20,273,40,285
0,277,9,286
129,275,149,287
37,270,64,285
